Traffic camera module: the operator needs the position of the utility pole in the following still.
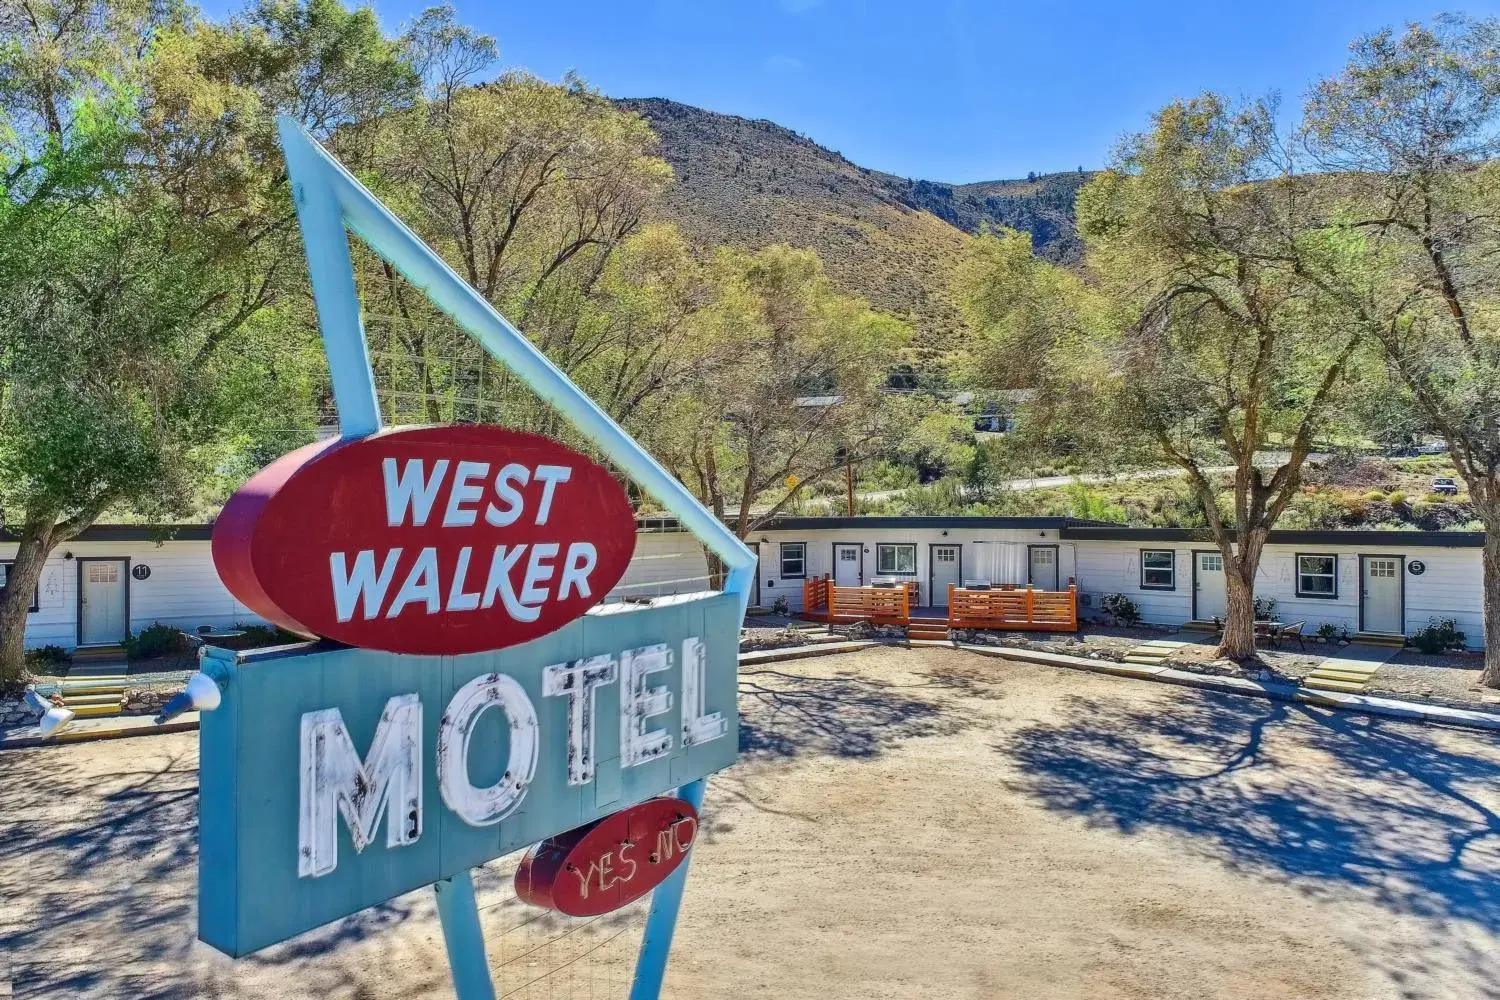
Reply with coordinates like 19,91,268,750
845,453,855,516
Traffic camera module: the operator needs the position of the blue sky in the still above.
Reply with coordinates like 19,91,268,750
230,1,1500,183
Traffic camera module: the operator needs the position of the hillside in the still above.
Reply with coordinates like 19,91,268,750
616,97,1089,360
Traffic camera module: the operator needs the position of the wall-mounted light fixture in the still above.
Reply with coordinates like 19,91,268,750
940,530,949,537
63,551,73,560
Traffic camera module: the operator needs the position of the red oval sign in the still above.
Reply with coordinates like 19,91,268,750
211,425,638,655
514,796,699,916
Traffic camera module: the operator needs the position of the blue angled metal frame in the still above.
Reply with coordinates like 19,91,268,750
276,117,753,1000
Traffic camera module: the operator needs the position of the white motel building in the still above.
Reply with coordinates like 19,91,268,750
1,515,1487,651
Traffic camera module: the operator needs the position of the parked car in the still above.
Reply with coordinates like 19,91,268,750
1416,441,1450,454
1432,476,1460,496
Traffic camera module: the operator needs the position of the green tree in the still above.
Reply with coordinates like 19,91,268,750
651,244,910,586
1302,16,1500,684
957,97,1366,659
0,0,416,682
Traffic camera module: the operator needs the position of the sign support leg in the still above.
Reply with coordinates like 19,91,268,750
434,870,498,1000
628,778,708,1000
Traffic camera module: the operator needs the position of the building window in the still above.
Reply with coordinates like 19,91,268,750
779,542,806,579
1140,549,1175,590
0,561,40,613
876,543,917,576
1297,554,1337,598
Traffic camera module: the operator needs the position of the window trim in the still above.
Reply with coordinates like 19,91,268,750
0,560,40,614
875,543,918,577
779,541,807,580
1139,549,1176,591
1295,552,1339,600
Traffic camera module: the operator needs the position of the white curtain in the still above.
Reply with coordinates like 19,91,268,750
968,542,1027,586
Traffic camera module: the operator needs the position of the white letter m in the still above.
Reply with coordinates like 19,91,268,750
298,694,423,878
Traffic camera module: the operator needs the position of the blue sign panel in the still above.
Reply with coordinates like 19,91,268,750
198,592,740,957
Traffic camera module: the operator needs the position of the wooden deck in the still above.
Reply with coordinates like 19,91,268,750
800,576,1078,633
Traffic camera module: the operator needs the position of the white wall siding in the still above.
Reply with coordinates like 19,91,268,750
1074,540,1484,646
2,530,716,651
608,530,711,601
1073,541,1194,625
0,539,264,650
758,527,1072,610
5,523,1485,650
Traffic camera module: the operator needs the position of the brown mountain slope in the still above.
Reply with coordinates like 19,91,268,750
616,97,1089,359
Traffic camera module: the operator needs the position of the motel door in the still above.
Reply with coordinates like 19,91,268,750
1194,551,1227,621
1029,545,1059,591
931,544,962,606
834,543,863,587
1361,556,1404,634
79,558,128,645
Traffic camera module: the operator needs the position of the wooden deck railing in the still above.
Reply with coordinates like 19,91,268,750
829,582,911,625
947,584,1078,632
803,575,831,615
801,577,917,625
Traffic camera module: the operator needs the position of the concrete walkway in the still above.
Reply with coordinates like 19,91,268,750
1302,643,1401,695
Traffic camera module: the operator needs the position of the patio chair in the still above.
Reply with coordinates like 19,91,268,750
1276,620,1307,651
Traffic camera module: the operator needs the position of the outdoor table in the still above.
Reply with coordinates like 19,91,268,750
1253,620,1284,646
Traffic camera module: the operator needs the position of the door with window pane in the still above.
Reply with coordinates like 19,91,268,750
1028,546,1059,591
80,559,127,645
931,545,961,606
1194,551,1226,621
834,543,862,587
1361,556,1403,634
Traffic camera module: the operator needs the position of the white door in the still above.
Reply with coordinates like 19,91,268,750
931,545,962,606
1029,546,1059,591
1194,551,1227,621
833,543,862,587
80,559,128,645
1362,556,1404,634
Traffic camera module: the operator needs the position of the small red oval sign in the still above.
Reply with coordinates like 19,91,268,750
514,796,699,916
211,425,638,655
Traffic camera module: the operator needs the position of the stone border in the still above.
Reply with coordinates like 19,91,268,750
960,643,1500,732
7,635,1498,748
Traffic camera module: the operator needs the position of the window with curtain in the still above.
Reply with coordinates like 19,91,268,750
876,544,917,575
1296,554,1337,597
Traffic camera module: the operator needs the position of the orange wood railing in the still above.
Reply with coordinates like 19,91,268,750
802,575,831,615
801,576,917,625
828,582,912,625
947,584,1078,632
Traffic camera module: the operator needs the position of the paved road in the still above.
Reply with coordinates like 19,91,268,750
811,452,1329,510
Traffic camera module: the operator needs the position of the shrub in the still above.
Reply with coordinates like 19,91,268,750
771,595,790,616
1411,617,1466,654
23,645,69,674
1386,490,1408,508
121,622,191,661
1100,593,1142,627
1253,595,1277,620
1315,622,1347,643
1364,490,1388,503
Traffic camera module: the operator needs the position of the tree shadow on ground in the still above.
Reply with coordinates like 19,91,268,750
0,743,440,999
737,666,970,759
998,691,1500,934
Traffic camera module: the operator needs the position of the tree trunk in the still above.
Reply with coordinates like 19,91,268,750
1218,563,1258,660
1482,527,1500,689
703,547,727,593
0,516,56,686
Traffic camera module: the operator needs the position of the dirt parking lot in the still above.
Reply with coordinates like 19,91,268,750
5,647,1500,999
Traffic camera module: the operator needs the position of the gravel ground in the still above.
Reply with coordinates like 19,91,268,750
6,647,1500,999
1369,650,1495,709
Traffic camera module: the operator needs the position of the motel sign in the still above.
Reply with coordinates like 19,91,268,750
189,117,756,1000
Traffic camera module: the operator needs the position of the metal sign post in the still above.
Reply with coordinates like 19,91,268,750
188,118,755,1000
